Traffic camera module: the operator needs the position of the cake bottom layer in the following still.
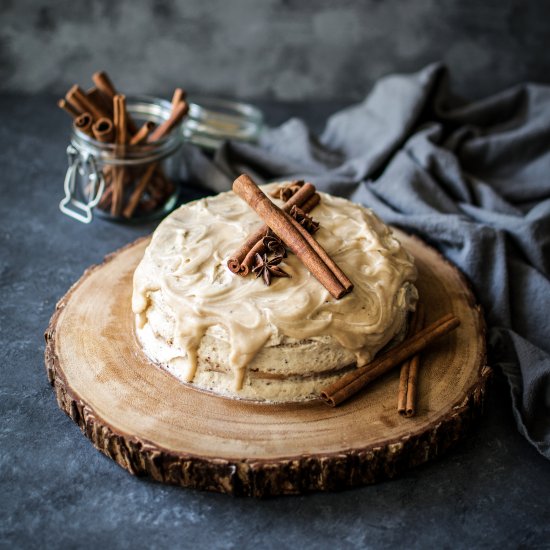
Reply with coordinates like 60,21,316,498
136,318,409,403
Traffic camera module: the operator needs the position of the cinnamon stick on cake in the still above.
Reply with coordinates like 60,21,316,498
232,174,353,299
228,181,320,276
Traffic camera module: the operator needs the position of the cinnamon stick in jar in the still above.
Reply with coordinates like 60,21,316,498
92,71,137,133
97,113,140,198
66,84,110,122
92,71,118,99
92,117,114,142
111,94,128,216
87,86,112,115
123,163,157,218
233,174,352,299
171,87,187,108
113,94,128,146
129,121,156,146
123,97,184,215
57,98,80,118
147,100,188,142
73,112,94,138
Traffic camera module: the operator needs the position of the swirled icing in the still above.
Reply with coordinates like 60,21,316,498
132,185,417,397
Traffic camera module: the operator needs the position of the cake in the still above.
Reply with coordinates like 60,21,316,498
132,182,418,402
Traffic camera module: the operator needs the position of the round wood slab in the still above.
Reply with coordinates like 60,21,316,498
45,231,489,497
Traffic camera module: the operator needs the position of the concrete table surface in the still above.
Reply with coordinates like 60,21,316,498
1,95,548,549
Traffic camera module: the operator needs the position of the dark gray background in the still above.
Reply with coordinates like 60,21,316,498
1,0,550,100
1,96,549,549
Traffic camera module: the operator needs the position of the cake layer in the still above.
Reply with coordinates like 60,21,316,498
132,183,418,402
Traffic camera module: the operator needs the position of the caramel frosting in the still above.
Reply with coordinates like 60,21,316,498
132,184,418,401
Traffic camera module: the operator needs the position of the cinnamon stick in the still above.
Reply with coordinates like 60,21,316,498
98,181,113,210
285,212,352,291
123,96,184,214
397,304,425,417
110,170,125,216
64,92,86,118
123,163,157,218
92,117,114,142
320,313,460,406
92,71,118,99
57,98,80,118
228,182,319,276
269,180,304,201
237,210,321,276
66,84,109,122
73,112,94,138
300,193,321,213
147,100,188,142
171,87,186,108
87,86,112,115
61,74,186,218
233,175,351,299
113,94,128,146
147,177,165,202
111,95,128,216
129,121,156,146
101,118,154,202
92,71,137,133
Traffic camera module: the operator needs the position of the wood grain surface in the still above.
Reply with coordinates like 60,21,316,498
44,231,490,497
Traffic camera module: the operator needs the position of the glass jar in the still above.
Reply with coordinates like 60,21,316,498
60,96,263,223
184,97,264,150
60,95,182,224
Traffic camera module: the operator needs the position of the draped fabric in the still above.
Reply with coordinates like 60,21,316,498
182,64,550,458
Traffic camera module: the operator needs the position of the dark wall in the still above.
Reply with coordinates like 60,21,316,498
1,0,549,100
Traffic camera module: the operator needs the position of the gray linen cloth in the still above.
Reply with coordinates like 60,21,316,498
182,64,550,459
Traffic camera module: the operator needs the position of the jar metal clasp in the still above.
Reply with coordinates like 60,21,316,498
59,145,105,224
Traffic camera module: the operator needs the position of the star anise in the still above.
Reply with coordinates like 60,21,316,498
262,234,287,258
290,205,320,233
252,253,291,286
269,180,304,202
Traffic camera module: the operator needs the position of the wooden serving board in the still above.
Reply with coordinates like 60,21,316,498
45,231,489,497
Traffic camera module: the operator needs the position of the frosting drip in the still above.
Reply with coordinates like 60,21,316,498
132,186,417,390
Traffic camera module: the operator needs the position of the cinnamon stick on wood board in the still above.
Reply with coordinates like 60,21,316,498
320,313,460,406
232,174,353,299
398,303,425,417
